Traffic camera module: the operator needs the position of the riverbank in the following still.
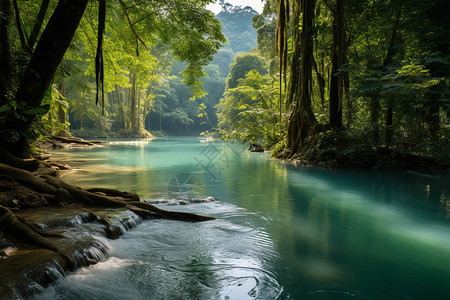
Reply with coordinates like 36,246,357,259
272,130,450,170
0,137,213,299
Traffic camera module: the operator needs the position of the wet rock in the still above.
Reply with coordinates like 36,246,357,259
0,248,67,299
249,143,264,152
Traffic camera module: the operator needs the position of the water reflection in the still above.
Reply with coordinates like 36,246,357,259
44,138,450,299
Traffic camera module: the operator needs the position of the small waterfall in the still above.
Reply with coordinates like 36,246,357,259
116,214,143,233
105,213,143,238
42,212,97,230
66,213,96,227
20,261,66,298
27,261,65,287
72,238,111,268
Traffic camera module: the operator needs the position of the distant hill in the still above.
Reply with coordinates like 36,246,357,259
211,3,258,78
146,2,259,136
215,3,258,54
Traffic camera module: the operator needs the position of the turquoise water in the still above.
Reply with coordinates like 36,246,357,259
38,138,450,299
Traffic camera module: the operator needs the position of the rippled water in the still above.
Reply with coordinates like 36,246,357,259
35,138,450,299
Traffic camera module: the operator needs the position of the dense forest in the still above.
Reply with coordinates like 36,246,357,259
217,0,450,168
1,0,450,165
1,1,258,141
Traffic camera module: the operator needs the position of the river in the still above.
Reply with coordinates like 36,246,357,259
33,138,450,299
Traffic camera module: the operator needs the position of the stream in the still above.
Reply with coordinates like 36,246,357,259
32,137,450,299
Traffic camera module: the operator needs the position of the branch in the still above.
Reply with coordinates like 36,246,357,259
0,0,12,106
26,0,50,52
95,0,105,113
12,0,26,49
118,0,148,57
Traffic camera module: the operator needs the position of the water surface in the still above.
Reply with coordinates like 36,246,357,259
37,138,450,299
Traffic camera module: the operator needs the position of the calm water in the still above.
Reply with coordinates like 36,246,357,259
35,138,450,299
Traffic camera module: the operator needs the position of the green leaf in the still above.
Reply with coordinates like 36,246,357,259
23,104,50,117
0,106,10,113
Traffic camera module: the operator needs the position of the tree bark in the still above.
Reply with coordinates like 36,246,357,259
384,4,402,146
2,0,88,157
12,0,88,132
425,96,440,142
12,0,26,49
26,0,51,51
0,0,11,106
286,0,318,155
329,0,345,130
129,69,138,134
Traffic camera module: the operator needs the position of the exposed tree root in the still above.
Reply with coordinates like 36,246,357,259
0,158,216,290
50,135,103,145
127,201,215,222
0,145,39,170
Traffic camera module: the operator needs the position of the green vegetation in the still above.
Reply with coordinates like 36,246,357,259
216,0,450,168
0,0,227,149
149,2,259,135
1,0,449,169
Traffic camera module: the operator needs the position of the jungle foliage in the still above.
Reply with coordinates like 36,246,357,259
0,0,228,145
215,0,450,167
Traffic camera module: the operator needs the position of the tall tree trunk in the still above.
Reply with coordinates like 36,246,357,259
57,77,66,136
137,88,141,133
312,56,325,107
129,69,137,134
370,99,380,144
329,0,345,130
286,0,318,155
0,0,11,106
425,94,440,142
6,0,88,157
115,85,126,130
12,0,26,49
384,4,402,146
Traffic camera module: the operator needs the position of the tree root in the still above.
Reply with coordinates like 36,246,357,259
0,162,57,194
127,201,215,222
0,145,39,171
86,187,140,202
51,135,103,146
0,205,61,253
0,161,216,274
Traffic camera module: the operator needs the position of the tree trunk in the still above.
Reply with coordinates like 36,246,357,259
57,104,66,136
115,85,126,130
425,96,440,142
286,0,318,155
329,0,345,130
12,0,26,49
384,4,402,146
5,0,88,157
129,69,137,134
370,99,380,143
137,87,141,133
0,0,11,106
27,0,51,52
